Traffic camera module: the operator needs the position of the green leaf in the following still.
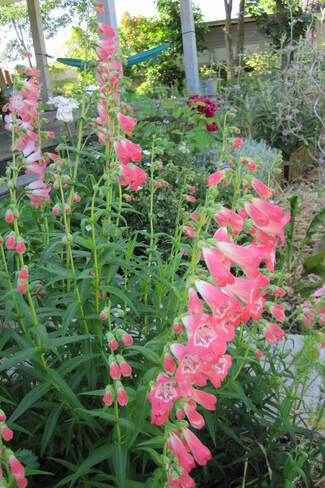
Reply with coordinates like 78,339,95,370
0,348,35,373
41,404,63,456
69,442,114,486
128,345,160,365
9,382,50,424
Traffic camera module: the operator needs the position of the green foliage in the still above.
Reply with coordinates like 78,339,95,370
246,0,313,47
119,0,208,93
220,37,325,163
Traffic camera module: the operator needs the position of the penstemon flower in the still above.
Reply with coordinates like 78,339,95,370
148,168,289,486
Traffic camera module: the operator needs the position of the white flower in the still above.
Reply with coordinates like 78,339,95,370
56,106,74,122
48,96,68,106
48,96,79,122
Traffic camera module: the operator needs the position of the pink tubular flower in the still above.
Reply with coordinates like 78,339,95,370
270,304,285,323
114,141,130,165
119,164,147,191
202,248,235,287
163,353,176,373
215,207,244,235
120,361,132,377
122,333,133,346
256,349,264,358
118,113,137,135
5,209,15,224
208,170,225,187
18,283,27,294
215,241,261,279
252,178,273,199
184,400,205,429
0,410,6,422
16,239,26,255
190,213,200,223
264,322,285,344
188,185,196,194
100,310,107,321
2,424,13,441
117,386,128,406
188,288,204,315
183,226,195,239
173,322,182,334
108,339,118,351
167,432,195,472
273,287,286,297
9,455,25,478
109,362,121,380
233,137,243,149
148,374,180,425
17,479,28,488
169,470,195,488
5,234,16,250
96,1,105,13
248,161,257,171
183,428,212,466
187,195,196,203
122,138,142,162
103,389,113,406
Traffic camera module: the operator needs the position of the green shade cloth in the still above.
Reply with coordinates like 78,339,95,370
56,43,171,70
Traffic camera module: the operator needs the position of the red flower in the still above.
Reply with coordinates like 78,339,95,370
119,164,147,191
118,113,137,135
264,322,284,344
96,1,105,14
208,170,225,187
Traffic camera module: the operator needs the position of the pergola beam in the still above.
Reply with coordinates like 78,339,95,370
180,0,200,95
27,0,52,102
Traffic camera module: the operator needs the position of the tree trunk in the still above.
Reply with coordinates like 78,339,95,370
224,0,233,81
236,0,245,67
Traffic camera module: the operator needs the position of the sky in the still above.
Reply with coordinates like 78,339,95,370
114,0,240,24
46,0,240,55
1,0,241,68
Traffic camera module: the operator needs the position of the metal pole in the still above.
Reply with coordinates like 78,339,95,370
26,0,52,102
97,0,120,55
179,0,200,95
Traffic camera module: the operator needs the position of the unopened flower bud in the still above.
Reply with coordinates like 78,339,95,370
103,385,114,406
17,282,27,294
109,361,121,380
163,353,176,373
121,333,133,346
16,239,26,255
107,332,118,350
119,358,132,377
5,234,16,250
173,322,182,334
116,383,128,406
1,424,13,441
74,192,81,203
5,209,15,224
19,267,29,281
100,308,109,321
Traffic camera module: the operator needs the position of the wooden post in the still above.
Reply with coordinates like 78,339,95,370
180,0,200,95
97,0,120,55
26,0,52,102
